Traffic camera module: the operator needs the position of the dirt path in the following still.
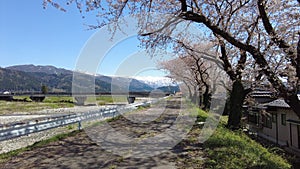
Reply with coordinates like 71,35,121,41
1,98,204,169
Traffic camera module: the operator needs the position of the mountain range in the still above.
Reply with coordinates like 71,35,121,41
0,64,179,94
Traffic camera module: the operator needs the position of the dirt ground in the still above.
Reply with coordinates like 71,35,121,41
1,98,204,169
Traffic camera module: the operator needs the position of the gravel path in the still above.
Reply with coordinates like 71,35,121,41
0,105,116,125
0,126,76,154
0,97,204,169
0,114,50,125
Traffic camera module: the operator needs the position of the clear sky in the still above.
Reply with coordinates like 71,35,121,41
0,1,104,71
0,1,173,77
0,1,99,70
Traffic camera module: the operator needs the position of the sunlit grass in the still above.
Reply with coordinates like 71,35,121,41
0,100,73,115
96,95,127,103
203,126,291,169
194,109,292,169
84,95,128,105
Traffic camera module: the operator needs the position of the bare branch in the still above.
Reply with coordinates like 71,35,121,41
219,40,236,81
180,10,288,96
236,50,247,79
257,0,296,66
179,0,187,12
175,39,224,69
140,17,182,36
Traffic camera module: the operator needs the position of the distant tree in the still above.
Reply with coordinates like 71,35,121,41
41,85,48,94
160,56,199,105
181,54,212,110
160,43,226,110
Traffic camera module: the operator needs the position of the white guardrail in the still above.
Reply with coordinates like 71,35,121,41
0,100,155,141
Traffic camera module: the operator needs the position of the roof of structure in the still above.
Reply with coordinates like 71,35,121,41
264,99,290,108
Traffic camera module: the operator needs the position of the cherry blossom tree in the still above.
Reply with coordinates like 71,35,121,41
159,43,226,110
159,57,198,103
176,0,300,120
44,0,300,129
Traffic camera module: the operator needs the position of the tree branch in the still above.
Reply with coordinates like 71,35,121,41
219,40,236,81
297,33,300,86
175,39,224,69
257,0,296,66
180,11,288,97
140,17,181,36
179,0,187,12
236,50,247,79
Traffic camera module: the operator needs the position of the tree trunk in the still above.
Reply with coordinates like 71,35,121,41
202,86,210,110
198,88,202,107
223,95,230,115
191,93,196,104
286,94,300,118
183,81,192,100
192,92,198,105
227,80,246,129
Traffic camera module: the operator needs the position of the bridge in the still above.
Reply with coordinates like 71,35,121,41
0,91,171,100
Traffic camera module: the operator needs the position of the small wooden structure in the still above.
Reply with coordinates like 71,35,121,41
127,96,135,104
30,95,45,102
0,95,13,101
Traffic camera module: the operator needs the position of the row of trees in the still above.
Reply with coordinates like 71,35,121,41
158,43,225,111
45,0,300,129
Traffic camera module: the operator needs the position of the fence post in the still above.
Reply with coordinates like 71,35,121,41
78,121,82,130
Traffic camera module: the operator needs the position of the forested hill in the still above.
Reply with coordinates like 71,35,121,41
0,67,41,91
7,64,72,75
0,65,177,93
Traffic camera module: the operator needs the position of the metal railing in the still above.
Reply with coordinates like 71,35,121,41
0,100,156,141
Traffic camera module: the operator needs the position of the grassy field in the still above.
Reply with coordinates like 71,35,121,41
94,95,128,105
0,95,129,115
0,97,74,115
203,127,291,168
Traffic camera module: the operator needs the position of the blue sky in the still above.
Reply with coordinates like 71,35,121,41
0,1,146,75
0,1,100,70
0,1,174,77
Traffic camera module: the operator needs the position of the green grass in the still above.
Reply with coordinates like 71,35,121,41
95,95,127,105
84,95,128,105
197,108,209,122
204,127,291,169
0,101,73,115
43,96,74,103
12,95,31,101
0,130,81,164
0,95,129,114
0,96,75,115
194,109,292,169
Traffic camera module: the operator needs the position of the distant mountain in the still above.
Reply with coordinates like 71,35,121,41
1,65,154,93
157,85,180,94
134,76,177,88
7,64,72,75
97,75,154,93
95,75,153,93
0,67,41,92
